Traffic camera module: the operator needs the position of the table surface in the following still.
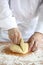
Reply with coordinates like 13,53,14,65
0,42,43,65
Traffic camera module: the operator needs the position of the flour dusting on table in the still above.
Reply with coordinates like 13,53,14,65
0,44,43,65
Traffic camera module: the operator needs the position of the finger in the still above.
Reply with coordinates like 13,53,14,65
14,33,18,44
28,40,34,52
14,37,17,44
17,32,22,44
32,41,38,52
9,34,14,43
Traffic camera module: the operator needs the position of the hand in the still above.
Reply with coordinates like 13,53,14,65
8,28,22,44
27,32,43,52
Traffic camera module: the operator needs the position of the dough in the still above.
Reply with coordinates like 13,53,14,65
10,39,29,54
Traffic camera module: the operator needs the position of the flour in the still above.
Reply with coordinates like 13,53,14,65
0,44,43,65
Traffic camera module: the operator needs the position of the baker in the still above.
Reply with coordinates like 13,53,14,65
0,0,43,52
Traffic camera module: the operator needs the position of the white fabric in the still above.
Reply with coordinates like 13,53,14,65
35,4,43,33
0,0,17,29
10,0,42,41
0,29,10,42
10,0,41,19
0,0,43,42
0,0,17,42
0,17,17,30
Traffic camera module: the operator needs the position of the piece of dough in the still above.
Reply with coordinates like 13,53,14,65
10,39,29,54
20,39,29,54
10,44,23,53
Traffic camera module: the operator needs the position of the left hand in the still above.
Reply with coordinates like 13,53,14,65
27,32,43,52
8,28,22,44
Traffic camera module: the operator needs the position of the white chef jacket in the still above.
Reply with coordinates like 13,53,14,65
10,0,43,41
0,0,43,42
0,0,17,42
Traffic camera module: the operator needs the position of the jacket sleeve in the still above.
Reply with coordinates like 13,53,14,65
0,0,17,30
35,4,43,33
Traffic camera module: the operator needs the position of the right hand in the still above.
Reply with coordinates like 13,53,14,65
8,28,22,44
27,32,43,52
